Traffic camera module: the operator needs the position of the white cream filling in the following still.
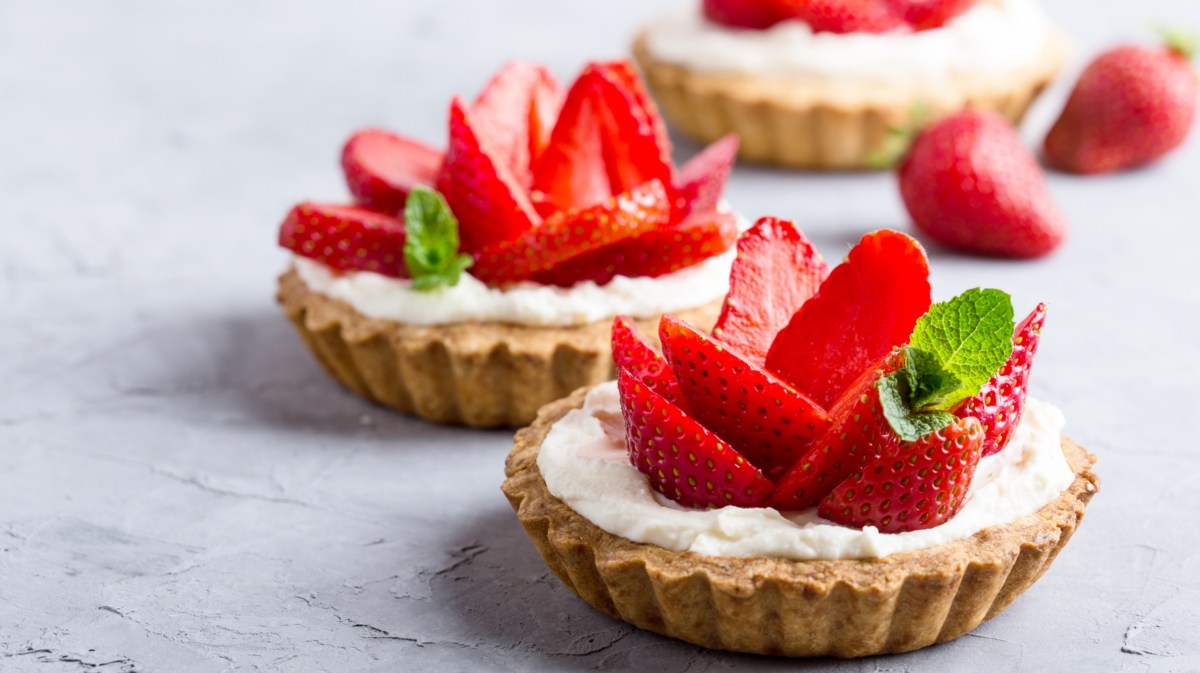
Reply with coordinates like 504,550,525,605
642,0,1053,81
293,243,733,327
538,381,1075,560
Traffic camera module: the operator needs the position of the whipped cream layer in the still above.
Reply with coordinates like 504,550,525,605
643,0,1053,81
293,246,733,327
538,382,1075,560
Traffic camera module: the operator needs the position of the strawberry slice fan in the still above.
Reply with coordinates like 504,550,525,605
614,218,1050,534
278,59,741,288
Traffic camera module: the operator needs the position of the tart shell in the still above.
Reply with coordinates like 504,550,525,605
633,29,1069,169
502,387,1099,657
276,268,722,428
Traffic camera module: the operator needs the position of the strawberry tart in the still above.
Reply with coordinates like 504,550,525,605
633,0,1069,168
277,60,741,427
503,219,1098,656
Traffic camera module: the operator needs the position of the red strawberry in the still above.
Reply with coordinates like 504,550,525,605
437,98,540,254
1043,39,1198,174
471,61,562,189
594,62,674,196
528,72,564,166
884,0,975,30
712,217,828,366
898,110,1066,259
660,315,832,479
617,370,774,508
956,303,1046,457
819,416,984,533
771,350,903,510
674,134,739,219
612,315,681,402
532,210,737,287
703,0,787,29
766,230,930,409
278,202,408,277
471,180,670,284
341,130,443,215
779,0,908,34
530,67,612,216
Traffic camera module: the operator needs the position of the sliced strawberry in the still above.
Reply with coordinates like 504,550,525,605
660,315,832,480
956,303,1046,456
340,130,443,215
528,74,564,166
471,180,670,285
530,68,611,216
819,416,984,533
532,210,737,287
711,217,829,366
765,229,931,408
885,0,975,30
770,350,903,510
617,370,774,508
703,0,787,29
471,61,562,189
674,134,739,219
612,316,681,402
278,202,408,278
436,98,540,255
593,62,674,197
781,0,908,34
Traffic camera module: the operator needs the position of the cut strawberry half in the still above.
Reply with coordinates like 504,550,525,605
770,350,903,510
279,202,408,277
712,217,829,366
819,416,984,533
532,209,737,287
884,0,975,30
471,61,562,189
528,73,564,168
436,98,540,255
782,0,909,34
703,0,787,29
956,303,1047,456
659,315,832,480
341,130,443,215
674,134,739,219
618,370,774,508
530,67,612,216
593,62,674,198
765,229,931,408
471,179,671,285
612,316,681,402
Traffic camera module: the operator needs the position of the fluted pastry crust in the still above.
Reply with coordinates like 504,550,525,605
276,268,721,427
633,30,1069,169
502,387,1099,657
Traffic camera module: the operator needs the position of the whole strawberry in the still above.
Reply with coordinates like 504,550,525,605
1044,34,1198,174
898,110,1065,259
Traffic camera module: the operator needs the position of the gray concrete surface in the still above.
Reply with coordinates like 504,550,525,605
2,0,1198,671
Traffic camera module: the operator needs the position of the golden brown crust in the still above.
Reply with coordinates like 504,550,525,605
276,268,721,428
502,388,1099,657
633,29,1069,169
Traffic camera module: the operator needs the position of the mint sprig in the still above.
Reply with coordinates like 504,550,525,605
878,289,1015,441
403,187,473,291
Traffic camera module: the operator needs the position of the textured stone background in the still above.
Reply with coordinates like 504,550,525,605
2,0,1198,671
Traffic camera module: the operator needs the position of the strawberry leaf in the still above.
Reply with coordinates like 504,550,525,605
403,187,474,291
908,288,1014,407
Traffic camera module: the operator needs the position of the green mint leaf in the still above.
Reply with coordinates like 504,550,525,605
403,187,473,291
908,288,1014,407
877,371,956,442
903,346,965,409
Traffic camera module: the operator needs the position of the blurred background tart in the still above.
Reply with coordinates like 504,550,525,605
634,0,1069,168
